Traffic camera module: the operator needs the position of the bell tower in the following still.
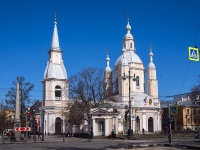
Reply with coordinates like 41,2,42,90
42,13,68,134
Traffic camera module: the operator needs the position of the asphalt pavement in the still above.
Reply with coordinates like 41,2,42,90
0,135,200,150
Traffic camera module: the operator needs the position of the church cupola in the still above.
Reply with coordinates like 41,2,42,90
148,43,156,75
123,19,134,51
105,51,111,72
104,51,113,98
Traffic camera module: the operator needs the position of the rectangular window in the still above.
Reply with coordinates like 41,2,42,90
187,109,189,114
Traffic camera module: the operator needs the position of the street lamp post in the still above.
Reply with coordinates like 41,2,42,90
41,109,45,141
3,107,6,144
135,108,138,138
122,70,136,140
88,114,91,142
168,103,172,145
44,120,46,136
62,109,65,142
33,110,36,143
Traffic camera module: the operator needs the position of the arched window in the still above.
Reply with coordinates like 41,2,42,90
130,43,132,48
55,85,61,99
136,76,139,87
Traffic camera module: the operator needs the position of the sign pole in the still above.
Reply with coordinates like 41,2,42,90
168,103,172,145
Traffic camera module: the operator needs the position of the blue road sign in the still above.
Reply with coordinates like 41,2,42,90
167,118,171,124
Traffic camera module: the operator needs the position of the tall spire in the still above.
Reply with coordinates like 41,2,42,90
123,18,134,51
149,42,153,62
51,12,60,50
148,42,155,69
126,18,131,33
105,49,111,71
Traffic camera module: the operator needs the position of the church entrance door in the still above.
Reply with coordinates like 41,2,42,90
55,117,62,134
98,121,105,136
148,117,154,132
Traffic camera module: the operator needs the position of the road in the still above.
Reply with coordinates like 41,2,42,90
0,135,200,150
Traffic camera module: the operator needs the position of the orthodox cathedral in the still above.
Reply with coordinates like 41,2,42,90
41,14,162,136
90,19,162,136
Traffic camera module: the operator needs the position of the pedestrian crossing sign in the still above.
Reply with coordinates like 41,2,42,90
188,47,199,61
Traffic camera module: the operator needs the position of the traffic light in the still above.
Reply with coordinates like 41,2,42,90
124,110,129,122
27,111,30,122
124,114,127,122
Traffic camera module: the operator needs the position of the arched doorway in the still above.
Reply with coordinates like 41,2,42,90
98,121,105,136
55,117,62,134
148,117,154,132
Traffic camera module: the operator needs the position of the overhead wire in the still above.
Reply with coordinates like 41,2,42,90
180,22,200,94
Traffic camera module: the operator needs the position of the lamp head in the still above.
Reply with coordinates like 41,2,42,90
132,74,136,81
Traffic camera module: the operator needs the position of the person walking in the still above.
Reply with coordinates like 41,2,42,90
142,128,145,135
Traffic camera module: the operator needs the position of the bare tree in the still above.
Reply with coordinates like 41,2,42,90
67,100,84,127
69,67,104,105
190,75,200,104
68,67,104,126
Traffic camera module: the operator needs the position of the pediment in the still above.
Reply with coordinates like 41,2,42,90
90,108,108,114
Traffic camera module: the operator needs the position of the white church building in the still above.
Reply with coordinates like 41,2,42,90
40,14,162,136
90,19,162,136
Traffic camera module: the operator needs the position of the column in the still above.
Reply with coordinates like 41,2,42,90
115,117,119,134
93,119,96,136
142,112,146,130
157,114,160,131
105,118,109,136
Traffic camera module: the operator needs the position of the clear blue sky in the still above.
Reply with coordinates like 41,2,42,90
0,0,200,102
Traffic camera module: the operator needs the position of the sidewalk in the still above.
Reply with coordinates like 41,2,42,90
0,135,64,144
